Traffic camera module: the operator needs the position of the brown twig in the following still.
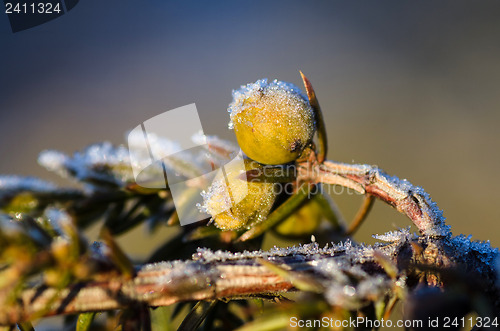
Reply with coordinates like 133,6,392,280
310,161,451,237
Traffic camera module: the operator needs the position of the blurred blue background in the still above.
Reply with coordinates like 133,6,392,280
1,1,500,248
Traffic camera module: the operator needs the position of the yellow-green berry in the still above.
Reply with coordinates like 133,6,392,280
274,199,322,237
228,79,316,165
199,159,276,230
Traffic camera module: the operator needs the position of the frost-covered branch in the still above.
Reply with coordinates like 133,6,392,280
0,231,498,325
1,131,499,327
310,161,451,237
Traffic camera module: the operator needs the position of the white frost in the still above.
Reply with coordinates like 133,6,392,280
227,78,311,131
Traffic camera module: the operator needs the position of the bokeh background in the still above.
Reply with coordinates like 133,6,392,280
1,1,500,254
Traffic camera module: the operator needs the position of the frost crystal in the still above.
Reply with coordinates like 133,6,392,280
37,150,68,177
227,78,312,133
364,166,451,237
372,227,415,242
0,176,62,209
39,142,132,187
127,260,218,301
198,179,231,215
0,176,57,201
192,240,396,309
446,234,499,275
